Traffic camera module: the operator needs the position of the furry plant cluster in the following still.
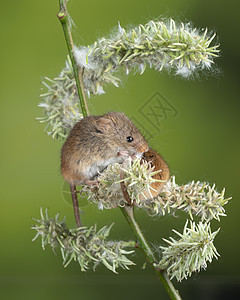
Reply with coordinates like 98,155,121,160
157,220,220,281
145,176,230,221
38,18,219,139
75,19,219,95
38,56,83,139
81,159,230,222
32,209,135,273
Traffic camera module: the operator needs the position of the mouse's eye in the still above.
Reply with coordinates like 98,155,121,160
126,136,134,143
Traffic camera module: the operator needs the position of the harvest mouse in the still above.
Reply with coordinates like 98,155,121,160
61,112,149,186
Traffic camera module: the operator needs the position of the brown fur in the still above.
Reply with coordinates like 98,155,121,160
61,112,149,185
140,148,170,200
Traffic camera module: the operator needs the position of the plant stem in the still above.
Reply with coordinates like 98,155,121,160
120,206,181,300
57,0,89,229
57,0,89,117
70,183,82,227
57,2,181,298
78,68,90,116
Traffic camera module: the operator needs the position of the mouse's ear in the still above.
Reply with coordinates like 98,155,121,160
96,117,114,133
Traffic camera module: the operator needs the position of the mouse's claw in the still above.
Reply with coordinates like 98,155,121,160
118,150,129,157
84,179,99,186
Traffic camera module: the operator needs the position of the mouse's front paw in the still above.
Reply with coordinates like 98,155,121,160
118,150,129,157
84,179,100,186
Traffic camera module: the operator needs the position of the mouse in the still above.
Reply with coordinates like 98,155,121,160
61,112,149,186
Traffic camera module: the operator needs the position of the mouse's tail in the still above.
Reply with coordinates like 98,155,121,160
70,183,82,227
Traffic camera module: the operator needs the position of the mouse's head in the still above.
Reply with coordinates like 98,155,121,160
96,112,149,156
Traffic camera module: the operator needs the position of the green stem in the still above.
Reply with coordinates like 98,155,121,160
57,2,180,298
57,0,89,117
120,206,181,300
57,0,89,229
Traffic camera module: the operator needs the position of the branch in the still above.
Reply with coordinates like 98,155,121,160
120,169,134,205
57,0,89,117
119,171,181,299
120,206,181,300
57,2,181,298
57,0,89,228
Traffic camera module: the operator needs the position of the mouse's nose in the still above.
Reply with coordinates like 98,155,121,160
136,142,149,154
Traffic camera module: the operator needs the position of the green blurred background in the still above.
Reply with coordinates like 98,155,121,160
1,0,239,299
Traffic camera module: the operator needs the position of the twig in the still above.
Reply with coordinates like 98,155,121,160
120,169,134,205
119,176,181,299
57,0,89,228
78,68,90,116
70,183,82,227
120,205,181,300
57,0,88,118
57,1,181,298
